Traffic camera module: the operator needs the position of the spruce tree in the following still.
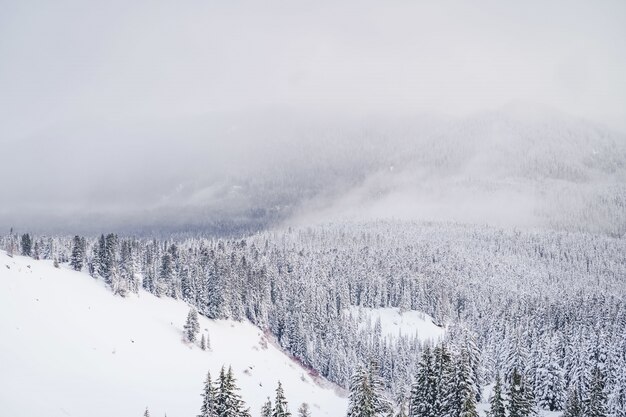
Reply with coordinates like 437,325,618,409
20,233,32,257
347,362,392,417
458,349,478,417
563,387,583,417
184,307,200,343
297,403,311,417
215,366,246,417
347,365,376,417
488,374,506,417
199,370,218,417
586,366,608,417
273,381,291,417
508,368,535,417
432,344,453,417
409,347,434,417
535,341,565,411
144,407,150,417
261,398,273,417
70,235,85,271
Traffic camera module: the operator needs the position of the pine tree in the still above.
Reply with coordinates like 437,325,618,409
348,365,376,417
535,339,565,411
297,403,311,417
508,368,535,417
409,347,435,417
215,366,246,417
432,343,454,417
20,233,32,257
144,407,150,417
261,398,273,417
563,387,583,417
273,381,291,417
347,362,392,417
70,235,85,271
458,349,478,417
586,366,607,417
464,332,482,402
120,239,138,295
199,370,218,417
184,307,200,343
6,228,16,257
33,239,41,260
488,374,506,417
201,334,207,350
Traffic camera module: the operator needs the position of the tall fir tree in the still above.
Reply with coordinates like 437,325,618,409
347,362,392,417
508,368,535,417
535,339,565,411
199,370,218,417
586,366,607,417
20,233,32,257
488,374,506,417
70,235,85,271
457,349,479,417
184,307,200,343
562,387,583,417
273,381,291,417
409,346,435,417
261,398,273,417
432,344,453,417
215,366,246,417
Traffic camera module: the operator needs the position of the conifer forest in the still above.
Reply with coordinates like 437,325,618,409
1,1,625,416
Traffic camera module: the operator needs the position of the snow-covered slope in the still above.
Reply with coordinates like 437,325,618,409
348,306,445,343
0,251,347,417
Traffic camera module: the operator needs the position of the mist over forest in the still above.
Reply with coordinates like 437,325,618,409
2,0,625,236
3,104,625,236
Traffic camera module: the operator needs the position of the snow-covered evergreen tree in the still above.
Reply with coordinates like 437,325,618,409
508,368,535,417
562,387,583,417
199,371,218,417
184,307,200,343
586,366,608,417
297,403,310,417
347,362,392,417
272,381,291,417
409,347,435,417
20,233,32,257
260,398,273,417
70,235,85,271
488,374,506,417
215,366,246,417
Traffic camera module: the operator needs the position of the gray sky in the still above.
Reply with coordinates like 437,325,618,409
1,0,625,233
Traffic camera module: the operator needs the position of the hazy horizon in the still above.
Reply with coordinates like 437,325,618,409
1,0,625,234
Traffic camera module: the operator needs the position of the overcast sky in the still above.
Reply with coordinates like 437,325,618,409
1,0,625,232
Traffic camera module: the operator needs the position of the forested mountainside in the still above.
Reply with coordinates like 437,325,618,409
3,221,625,416
0,250,347,417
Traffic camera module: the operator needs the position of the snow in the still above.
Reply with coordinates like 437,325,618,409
478,384,564,417
0,251,347,417
348,306,445,342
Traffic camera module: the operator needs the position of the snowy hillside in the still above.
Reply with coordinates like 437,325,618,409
0,251,347,417
348,307,445,342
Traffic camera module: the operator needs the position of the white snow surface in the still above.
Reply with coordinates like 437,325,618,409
0,251,347,417
348,306,445,342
